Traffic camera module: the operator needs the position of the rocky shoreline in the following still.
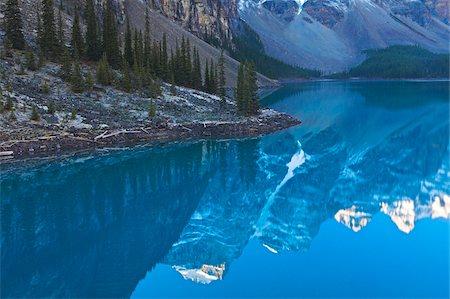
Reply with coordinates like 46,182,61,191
0,110,299,160
0,57,299,161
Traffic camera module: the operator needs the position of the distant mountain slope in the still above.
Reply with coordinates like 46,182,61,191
239,0,450,73
6,0,276,87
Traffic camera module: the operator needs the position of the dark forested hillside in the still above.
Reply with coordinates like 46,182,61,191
347,46,449,79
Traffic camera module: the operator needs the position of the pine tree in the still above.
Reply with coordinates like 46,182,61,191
59,46,72,80
40,0,59,57
102,0,121,68
26,49,37,71
124,17,133,67
191,47,202,90
42,81,50,94
161,33,168,80
4,0,26,50
121,59,132,92
184,38,192,86
31,105,40,121
148,99,156,118
71,10,84,57
209,59,217,94
86,72,94,91
246,62,259,115
170,73,176,95
71,52,85,93
47,100,55,114
203,60,209,92
96,53,111,85
218,50,226,101
85,0,100,61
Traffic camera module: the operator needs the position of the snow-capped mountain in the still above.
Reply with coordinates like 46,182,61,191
238,0,449,72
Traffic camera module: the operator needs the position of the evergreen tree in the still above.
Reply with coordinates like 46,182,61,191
71,10,84,57
245,62,259,115
144,7,150,42
4,0,26,50
170,74,176,96
161,33,168,80
47,100,55,114
191,47,202,90
124,17,133,67
25,49,37,71
59,46,72,80
71,52,85,93
86,72,94,91
209,59,217,94
40,0,59,57
85,0,100,61
203,60,209,92
184,38,192,86
102,0,121,68
96,53,111,85
31,104,40,121
121,59,132,92
235,62,259,116
218,50,226,101
148,99,156,118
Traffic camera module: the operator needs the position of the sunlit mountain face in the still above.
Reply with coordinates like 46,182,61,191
1,81,449,298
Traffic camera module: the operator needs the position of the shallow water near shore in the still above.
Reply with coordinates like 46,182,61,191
1,81,449,298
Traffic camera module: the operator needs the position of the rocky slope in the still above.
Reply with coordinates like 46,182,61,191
238,0,449,72
0,54,297,159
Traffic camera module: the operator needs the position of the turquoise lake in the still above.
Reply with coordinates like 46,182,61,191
1,81,449,298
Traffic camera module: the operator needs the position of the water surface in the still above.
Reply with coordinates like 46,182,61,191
1,81,449,298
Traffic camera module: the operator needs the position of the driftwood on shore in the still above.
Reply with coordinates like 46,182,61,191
0,112,300,160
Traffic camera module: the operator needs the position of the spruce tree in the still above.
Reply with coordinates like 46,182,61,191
59,46,72,80
124,18,133,67
204,60,209,92
40,0,59,57
218,50,226,101
102,0,121,68
96,53,111,85
148,99,156,118
209,59,217,94
4,0,26,50
85,0,100,61
71,10,84,57
86,72,94,91
185,38,192,86
26,49,37,71
71,52,85,93
246,62,259,115
31,105,40,121
161,33,168,80
191,48,202,90
121,59,132,92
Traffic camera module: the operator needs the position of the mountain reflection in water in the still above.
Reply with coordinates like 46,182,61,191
1,81,449,298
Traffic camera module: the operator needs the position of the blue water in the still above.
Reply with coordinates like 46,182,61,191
1,81,449,298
